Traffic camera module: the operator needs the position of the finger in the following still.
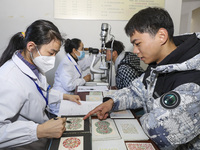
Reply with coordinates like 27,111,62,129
63,121,66,126
72,99,81,105
63,126,66,132
83,108,99,120
97,111,105,120
62,124,66,132
61,117,66,123
76,99,81,105
53,117,58,120
103,113,109,120
100,107,109,116
95,111,101,119
77,96,81,100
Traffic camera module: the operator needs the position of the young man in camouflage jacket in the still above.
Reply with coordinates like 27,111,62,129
84,7,200,150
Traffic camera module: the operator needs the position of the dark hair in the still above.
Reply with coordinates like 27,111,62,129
125,7,174,40
64,38,81,53
0,19,63,66
105,40,125,55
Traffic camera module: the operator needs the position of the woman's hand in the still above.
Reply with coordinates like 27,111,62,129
83,74,91,82
37,117,66,138
63,94,81,105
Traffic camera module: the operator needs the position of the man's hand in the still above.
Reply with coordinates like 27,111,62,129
63,94,81,105
83,99,114,120
37,117,66,138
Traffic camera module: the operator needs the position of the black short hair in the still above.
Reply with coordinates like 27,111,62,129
125,7,174,40
105,40,125,55
64,38,81,53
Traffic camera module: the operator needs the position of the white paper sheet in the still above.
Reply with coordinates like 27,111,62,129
110,110,135,119
114,119,149,141
92,118,121,141
92,139,127,150
65,117,84,131
58,100,102,116
86,95,103,102
58,136,83,150
126,142,155,150
103,90,117,97
77,86,108,92
89,91,103,96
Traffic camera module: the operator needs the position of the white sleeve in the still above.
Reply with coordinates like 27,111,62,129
0,78,38,148
47,89,63,115
48,88,63,104
59,63,85,92
78,53,101,71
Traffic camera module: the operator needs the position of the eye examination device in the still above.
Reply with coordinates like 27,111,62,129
89,23,115,87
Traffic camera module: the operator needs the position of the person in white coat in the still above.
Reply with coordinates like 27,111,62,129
0,20,80,149
53,38,100,95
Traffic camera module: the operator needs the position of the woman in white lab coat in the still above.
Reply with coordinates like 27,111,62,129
0,20,80,149
53,38,100,94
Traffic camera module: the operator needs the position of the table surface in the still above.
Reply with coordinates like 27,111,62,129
75,86,160,150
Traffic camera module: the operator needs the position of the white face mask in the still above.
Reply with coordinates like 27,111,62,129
31,47,55,74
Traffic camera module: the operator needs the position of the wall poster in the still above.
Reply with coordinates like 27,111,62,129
54,0,165,20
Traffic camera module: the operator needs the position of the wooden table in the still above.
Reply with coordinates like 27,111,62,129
75,86,160,150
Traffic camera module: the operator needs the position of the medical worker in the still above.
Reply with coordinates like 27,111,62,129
84,7,200,150
53,38,100,94
0,20,80,149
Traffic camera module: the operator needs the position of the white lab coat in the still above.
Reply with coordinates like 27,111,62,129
53,53,100,94
0,52,63,148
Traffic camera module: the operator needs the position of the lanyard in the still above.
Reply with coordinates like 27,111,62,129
27,75,50,106
67,55,82,77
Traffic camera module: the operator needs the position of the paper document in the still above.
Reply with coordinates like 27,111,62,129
77,86,108,92
86,95,103,102
92,118,121,141
103,90,117,97
114,119,149,141
93,139,127,150
126,142,155,150
58,100,102,116
110,110,135,119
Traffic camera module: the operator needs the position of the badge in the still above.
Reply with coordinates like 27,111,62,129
160,91,181,109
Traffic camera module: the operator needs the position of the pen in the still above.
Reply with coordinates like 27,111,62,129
54,117,71,124
66,120,72,123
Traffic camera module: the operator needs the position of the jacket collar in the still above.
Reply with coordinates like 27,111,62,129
115,51,125,72
12,52,48,90
159,33,199,66
12,51,38,80
67,53,78,65
147,33,200,74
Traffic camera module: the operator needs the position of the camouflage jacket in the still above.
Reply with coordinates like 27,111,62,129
110,33,200,150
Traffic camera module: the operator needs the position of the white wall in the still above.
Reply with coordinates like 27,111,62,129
191,7,200,32
180,0,200,34
0,0,182,86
